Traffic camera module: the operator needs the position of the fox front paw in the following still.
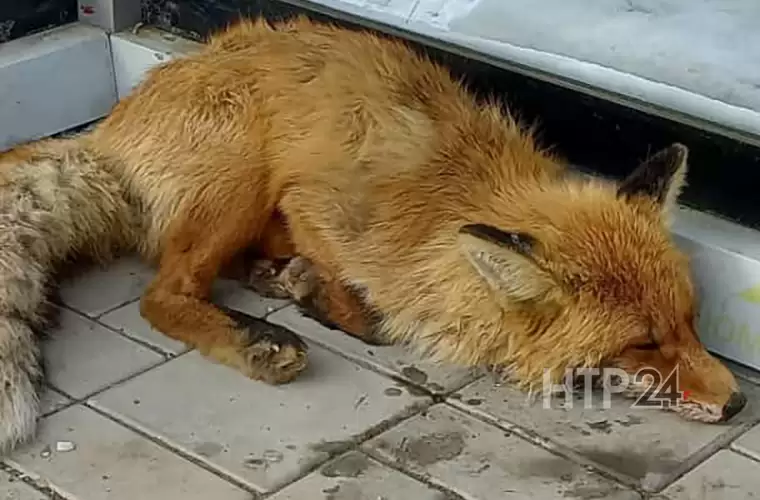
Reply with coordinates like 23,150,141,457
276,256,320,302
215,306,308,384
274,257,339,329
275,257,393,346
241,259,293,299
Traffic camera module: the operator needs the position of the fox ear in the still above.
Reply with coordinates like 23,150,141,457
458,224,557,302
617,143,688,214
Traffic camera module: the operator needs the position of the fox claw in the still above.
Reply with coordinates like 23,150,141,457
217,306,308,384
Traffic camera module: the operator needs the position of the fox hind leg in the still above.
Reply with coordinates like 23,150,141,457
139,190,308,384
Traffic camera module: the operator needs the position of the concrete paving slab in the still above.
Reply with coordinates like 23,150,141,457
364,404,641,500
98,300,189,356
268,305,484,396
0,468,48,500
8,405,251,500
89,345,430,493
660,449,760,499
269,450,448,499
58,257,154,318
39,388,71,418
43,308,164,400
448,374,760,491
732,421,760,462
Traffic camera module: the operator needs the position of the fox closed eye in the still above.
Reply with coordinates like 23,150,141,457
633,328,660,350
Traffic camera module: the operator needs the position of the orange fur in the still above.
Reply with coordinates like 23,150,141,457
0,16,745,435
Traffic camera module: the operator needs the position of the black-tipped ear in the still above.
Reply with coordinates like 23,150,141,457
617,143,688,212
458,224,556,302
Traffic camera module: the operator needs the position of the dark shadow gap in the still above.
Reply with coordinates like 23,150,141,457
0,0,77,44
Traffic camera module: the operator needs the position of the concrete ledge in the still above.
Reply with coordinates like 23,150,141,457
110,28,202,99
287,0,760,146
674,208,760,370
0,22,117,151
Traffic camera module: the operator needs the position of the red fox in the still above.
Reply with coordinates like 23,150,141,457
0,16,745,453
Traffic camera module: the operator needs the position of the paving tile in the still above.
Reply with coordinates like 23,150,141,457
268,305,484,395
89,343,430,494
39,387,71,417
0,469,47,500
211,279,290,318
43,308,164,399
98,301,189,356
449,374,760,491
660,450,760,499
8,405,250,500
364,404,641,500
269,450,447,499
732,422,760,461
58,257,155,317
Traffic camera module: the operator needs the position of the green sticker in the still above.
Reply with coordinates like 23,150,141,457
739,285,760,304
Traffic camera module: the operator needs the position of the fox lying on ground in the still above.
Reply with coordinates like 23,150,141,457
0,16,746,453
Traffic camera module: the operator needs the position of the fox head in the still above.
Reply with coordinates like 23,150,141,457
457,143,746,423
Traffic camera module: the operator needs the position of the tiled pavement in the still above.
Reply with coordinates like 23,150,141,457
3,258,760,499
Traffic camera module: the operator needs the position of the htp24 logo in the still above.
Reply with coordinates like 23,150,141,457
541,366,685,410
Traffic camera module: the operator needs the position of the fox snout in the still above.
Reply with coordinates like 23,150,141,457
723,391,748,421
612,341,747,423
673,346,747,423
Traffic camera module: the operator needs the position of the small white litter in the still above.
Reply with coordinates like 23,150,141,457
55,441,76,452
263,449,284,463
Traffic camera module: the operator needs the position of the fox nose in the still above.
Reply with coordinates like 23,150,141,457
721,391,748,421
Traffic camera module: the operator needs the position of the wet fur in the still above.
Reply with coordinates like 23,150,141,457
0,16,742,452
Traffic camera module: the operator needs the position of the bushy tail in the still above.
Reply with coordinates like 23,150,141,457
0,137,136,452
